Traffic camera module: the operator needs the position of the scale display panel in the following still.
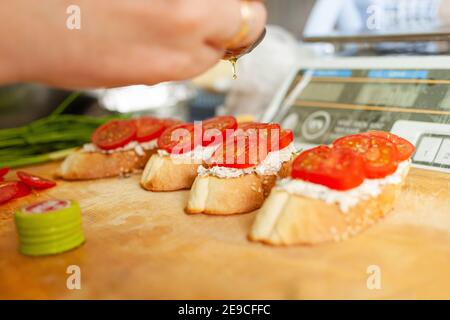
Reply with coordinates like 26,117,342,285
269,68,450,173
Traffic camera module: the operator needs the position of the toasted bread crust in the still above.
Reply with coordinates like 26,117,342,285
56,149,155,180
249,182,403,245
140,154,200,191
186,174,277,215
186,160,293,215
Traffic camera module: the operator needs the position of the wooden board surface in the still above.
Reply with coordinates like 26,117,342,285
1,162,450,299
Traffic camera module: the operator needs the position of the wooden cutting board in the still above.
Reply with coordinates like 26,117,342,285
0,162,449,299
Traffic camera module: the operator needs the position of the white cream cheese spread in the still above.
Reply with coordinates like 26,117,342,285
157,144,219,163
82,139,158,157
277,159,411,213
197,143,297,178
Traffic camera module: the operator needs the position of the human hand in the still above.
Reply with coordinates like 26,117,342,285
0,0,266,88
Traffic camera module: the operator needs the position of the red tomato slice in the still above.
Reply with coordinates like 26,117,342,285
238,122,280,132
0,167,9,178
158,118,183,128
203,116,237,132
208,122,291,168
208,136,258,169
14,181,32,199
0,181,19,204
237,123,280,143
157,123,198,154
275,129,294,150
291,146,366,190
255,128,294,152
362,131,415,161
16,171,57,189
134,117,166,143
333,134,399,179
92,120,137,150
241,123,283,160
332,134,371,154
202,116,237,146
238,122,283,151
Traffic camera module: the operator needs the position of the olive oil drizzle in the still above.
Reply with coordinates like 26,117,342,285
230,57,238,80
223,28,266,80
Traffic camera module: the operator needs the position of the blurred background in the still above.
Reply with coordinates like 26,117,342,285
0,0,314,128
2,0,450,128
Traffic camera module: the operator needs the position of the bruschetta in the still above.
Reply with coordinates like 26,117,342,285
186,123,297,215
57,117,180,180
140,116,238,191
249,131,416,245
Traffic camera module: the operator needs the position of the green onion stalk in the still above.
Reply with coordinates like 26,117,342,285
0,92,127,168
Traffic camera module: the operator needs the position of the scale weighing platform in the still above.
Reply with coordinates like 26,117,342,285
263,56,450,174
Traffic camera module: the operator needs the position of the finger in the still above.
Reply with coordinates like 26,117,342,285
232,0,267,49
94,45,224,87
166,45,225,82
204,0,267,50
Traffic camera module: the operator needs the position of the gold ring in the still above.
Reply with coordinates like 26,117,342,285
224,1,252,49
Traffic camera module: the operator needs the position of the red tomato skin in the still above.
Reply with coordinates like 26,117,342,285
157,123,197,154
16,171,57,189
274,129,294,151
238,122,280,131
210,144,257,169
203,116,237,131
208,122,293,169
208,135,259,169
291,146,366,191
252,127,293,152
0,182,19,204
14,181,32,199
362,131,415,161
201,116,237,147
237,123,286,153
332,134,371,154
361,136,399,179
0,167,10,177
238,123,281,142
92,120,137,150
158,118,184,129
333,134,399,179
134,117,166,143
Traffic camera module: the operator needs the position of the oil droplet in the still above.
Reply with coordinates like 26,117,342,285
230,58,238,80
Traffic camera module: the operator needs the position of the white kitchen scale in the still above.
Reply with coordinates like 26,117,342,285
262,55,450,173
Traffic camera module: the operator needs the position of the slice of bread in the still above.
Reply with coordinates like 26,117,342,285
185,160,293,215
249,176,407,246
186,174,277,215
140,153,200,191
56,149,155,180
